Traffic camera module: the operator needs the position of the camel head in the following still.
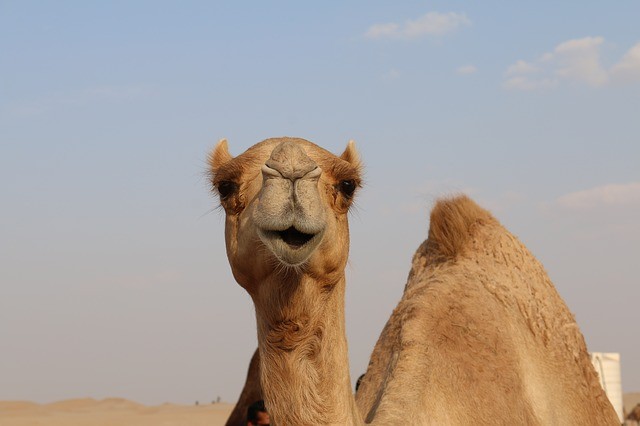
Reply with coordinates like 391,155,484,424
209,137,362,295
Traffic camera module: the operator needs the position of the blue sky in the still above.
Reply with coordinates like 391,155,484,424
1,1,639,405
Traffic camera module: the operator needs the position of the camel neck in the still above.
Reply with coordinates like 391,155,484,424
254,272,361,425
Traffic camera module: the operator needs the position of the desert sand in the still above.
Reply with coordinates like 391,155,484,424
0,398,234,426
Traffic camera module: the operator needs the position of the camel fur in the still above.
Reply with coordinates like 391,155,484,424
210,137,618,425
224,349,262,426
355,195,618,424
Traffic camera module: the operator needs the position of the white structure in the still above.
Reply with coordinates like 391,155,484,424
591,352,623,423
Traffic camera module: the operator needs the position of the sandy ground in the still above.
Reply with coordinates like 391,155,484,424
3,393,639,424
0,398,234,426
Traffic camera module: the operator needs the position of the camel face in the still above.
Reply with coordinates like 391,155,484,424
210,137,361,292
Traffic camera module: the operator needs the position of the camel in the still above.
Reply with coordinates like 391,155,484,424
210,137,618,425
628,403,640,424
224,349,262,426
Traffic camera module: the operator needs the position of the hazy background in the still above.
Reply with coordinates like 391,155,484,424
1,1,638,405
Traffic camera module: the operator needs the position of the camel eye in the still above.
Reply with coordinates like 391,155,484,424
217,181,238,200
338,179,356,199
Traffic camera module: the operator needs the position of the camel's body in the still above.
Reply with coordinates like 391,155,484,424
223,349,262,426
355,197,617,424
628,404,640,423
211,137,618,425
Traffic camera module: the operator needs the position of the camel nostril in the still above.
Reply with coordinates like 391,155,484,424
261,164,283,178
306,166,322,179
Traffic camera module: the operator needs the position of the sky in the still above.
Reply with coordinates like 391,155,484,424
1,1,639,406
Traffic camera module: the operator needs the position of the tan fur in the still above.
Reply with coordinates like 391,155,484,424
340,140,361,168
212,138,362,425
211,140,618,425
628,404,640,422
356,195,618,425
211,139,233,171
224,349,263,426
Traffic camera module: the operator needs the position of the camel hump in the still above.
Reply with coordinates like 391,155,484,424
427,195,495,260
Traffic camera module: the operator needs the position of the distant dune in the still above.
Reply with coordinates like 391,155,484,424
0,398,234,426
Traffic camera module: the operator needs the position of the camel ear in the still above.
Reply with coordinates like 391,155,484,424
340,140,361,168
210,138,233,171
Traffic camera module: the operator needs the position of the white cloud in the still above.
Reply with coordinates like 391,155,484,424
556,182,640,210
610,42,640,84
505,60,539,76
365,23,399,39
365,12,470,40
456,65,477,75
541,182,640,241
553,36,608,86
554,36,603,53
503,37,640,90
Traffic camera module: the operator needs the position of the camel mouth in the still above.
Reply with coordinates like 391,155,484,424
276,227,315,248
258,226,326,266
